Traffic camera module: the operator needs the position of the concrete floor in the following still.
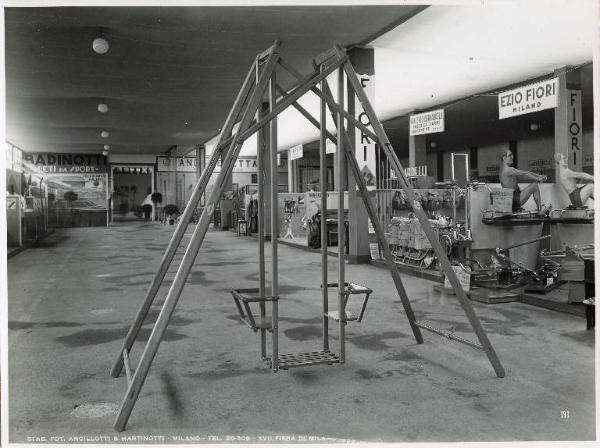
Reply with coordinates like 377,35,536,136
6,221,595,443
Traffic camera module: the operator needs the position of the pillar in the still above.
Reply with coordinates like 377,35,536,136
409,134,427,168
258,102,272,238
346,47,375,264
196,144,206,206
554,66,582,170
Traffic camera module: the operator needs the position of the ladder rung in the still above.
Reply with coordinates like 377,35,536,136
122,349,133,386
414,321,484,351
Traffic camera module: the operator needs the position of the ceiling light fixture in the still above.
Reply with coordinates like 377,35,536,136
429,141,437,149
101,130,109,138
97,103,109,113
92,27,110,55
529,123,540,131
102,149,109,156
104,144,110,150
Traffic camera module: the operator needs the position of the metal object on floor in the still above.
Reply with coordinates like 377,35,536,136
111,41,505,432
236,219,248,236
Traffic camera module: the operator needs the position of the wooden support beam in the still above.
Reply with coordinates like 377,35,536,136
335,45,505,378
274,83,338,144
319,69,329,352
109,51,258,379
336,66,346,364
317,74,424,346
279,57,379,142
214,56,348,155
269,73,279,372
113,43,282,432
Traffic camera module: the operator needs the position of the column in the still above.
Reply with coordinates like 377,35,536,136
258,102,272,238
409,134,427,168
554,66,582,170
346,47,374,264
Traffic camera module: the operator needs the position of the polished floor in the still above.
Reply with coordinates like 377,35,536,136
6,221,596,443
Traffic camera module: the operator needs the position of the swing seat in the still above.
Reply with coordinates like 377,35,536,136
264,350,340,370
230,288,278,332
322,282,372,322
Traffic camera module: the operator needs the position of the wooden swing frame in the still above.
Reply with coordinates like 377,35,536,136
110,41,505,432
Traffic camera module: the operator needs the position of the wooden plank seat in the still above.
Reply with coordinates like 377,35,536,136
322,282,372,323
264,350,340,370
230,287,278,332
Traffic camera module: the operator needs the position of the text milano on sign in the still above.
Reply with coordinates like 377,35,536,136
498,78,558,119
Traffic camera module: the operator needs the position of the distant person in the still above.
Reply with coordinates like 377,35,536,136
499,149,548,215
141,193,153,221
554,153,594,207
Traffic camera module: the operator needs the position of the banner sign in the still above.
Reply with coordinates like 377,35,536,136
289,144,304,161
409,109,445,136
566,89,582,171
326,140,336,154
355,74,377,189
157,156,198,172
23,153,108,173
404,166,428,177
498,78,558,119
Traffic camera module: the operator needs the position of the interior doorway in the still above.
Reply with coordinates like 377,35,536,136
111,165,154,222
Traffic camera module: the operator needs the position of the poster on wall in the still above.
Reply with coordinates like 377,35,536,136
277,193,307,239
47,173,108,227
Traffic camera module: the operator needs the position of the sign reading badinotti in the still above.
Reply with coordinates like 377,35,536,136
498,78,558,119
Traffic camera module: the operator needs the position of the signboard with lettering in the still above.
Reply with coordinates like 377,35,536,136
498,78,558,119
326,140,336,154
289,144,304,161
355,74,377,189
409,109,445,136
566,89,582,171
23,153,108,173
404,166,428,177
157,156,198,172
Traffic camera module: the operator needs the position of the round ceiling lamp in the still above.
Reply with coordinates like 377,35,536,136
529,123,540,131
102,149,109,156
92,27,109,55
101,130,110,138
97,103,109,113
429,141,437,149
93,37,109,54
103,144,110,150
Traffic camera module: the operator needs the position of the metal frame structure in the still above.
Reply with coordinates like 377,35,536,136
110,41,505,432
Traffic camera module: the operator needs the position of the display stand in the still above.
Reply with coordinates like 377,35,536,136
110,41,505,432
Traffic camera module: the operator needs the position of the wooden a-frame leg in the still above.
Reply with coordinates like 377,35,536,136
315,74,424,345
109,56,258,379
335,46,505,378
113,46,282,432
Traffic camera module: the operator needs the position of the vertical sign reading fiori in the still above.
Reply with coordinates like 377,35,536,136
566,90,582,170
355,74,377,189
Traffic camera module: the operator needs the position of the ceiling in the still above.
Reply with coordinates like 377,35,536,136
3,1,596,160
3,5,425,155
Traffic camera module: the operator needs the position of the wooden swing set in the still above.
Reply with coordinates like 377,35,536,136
110,40,505,432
